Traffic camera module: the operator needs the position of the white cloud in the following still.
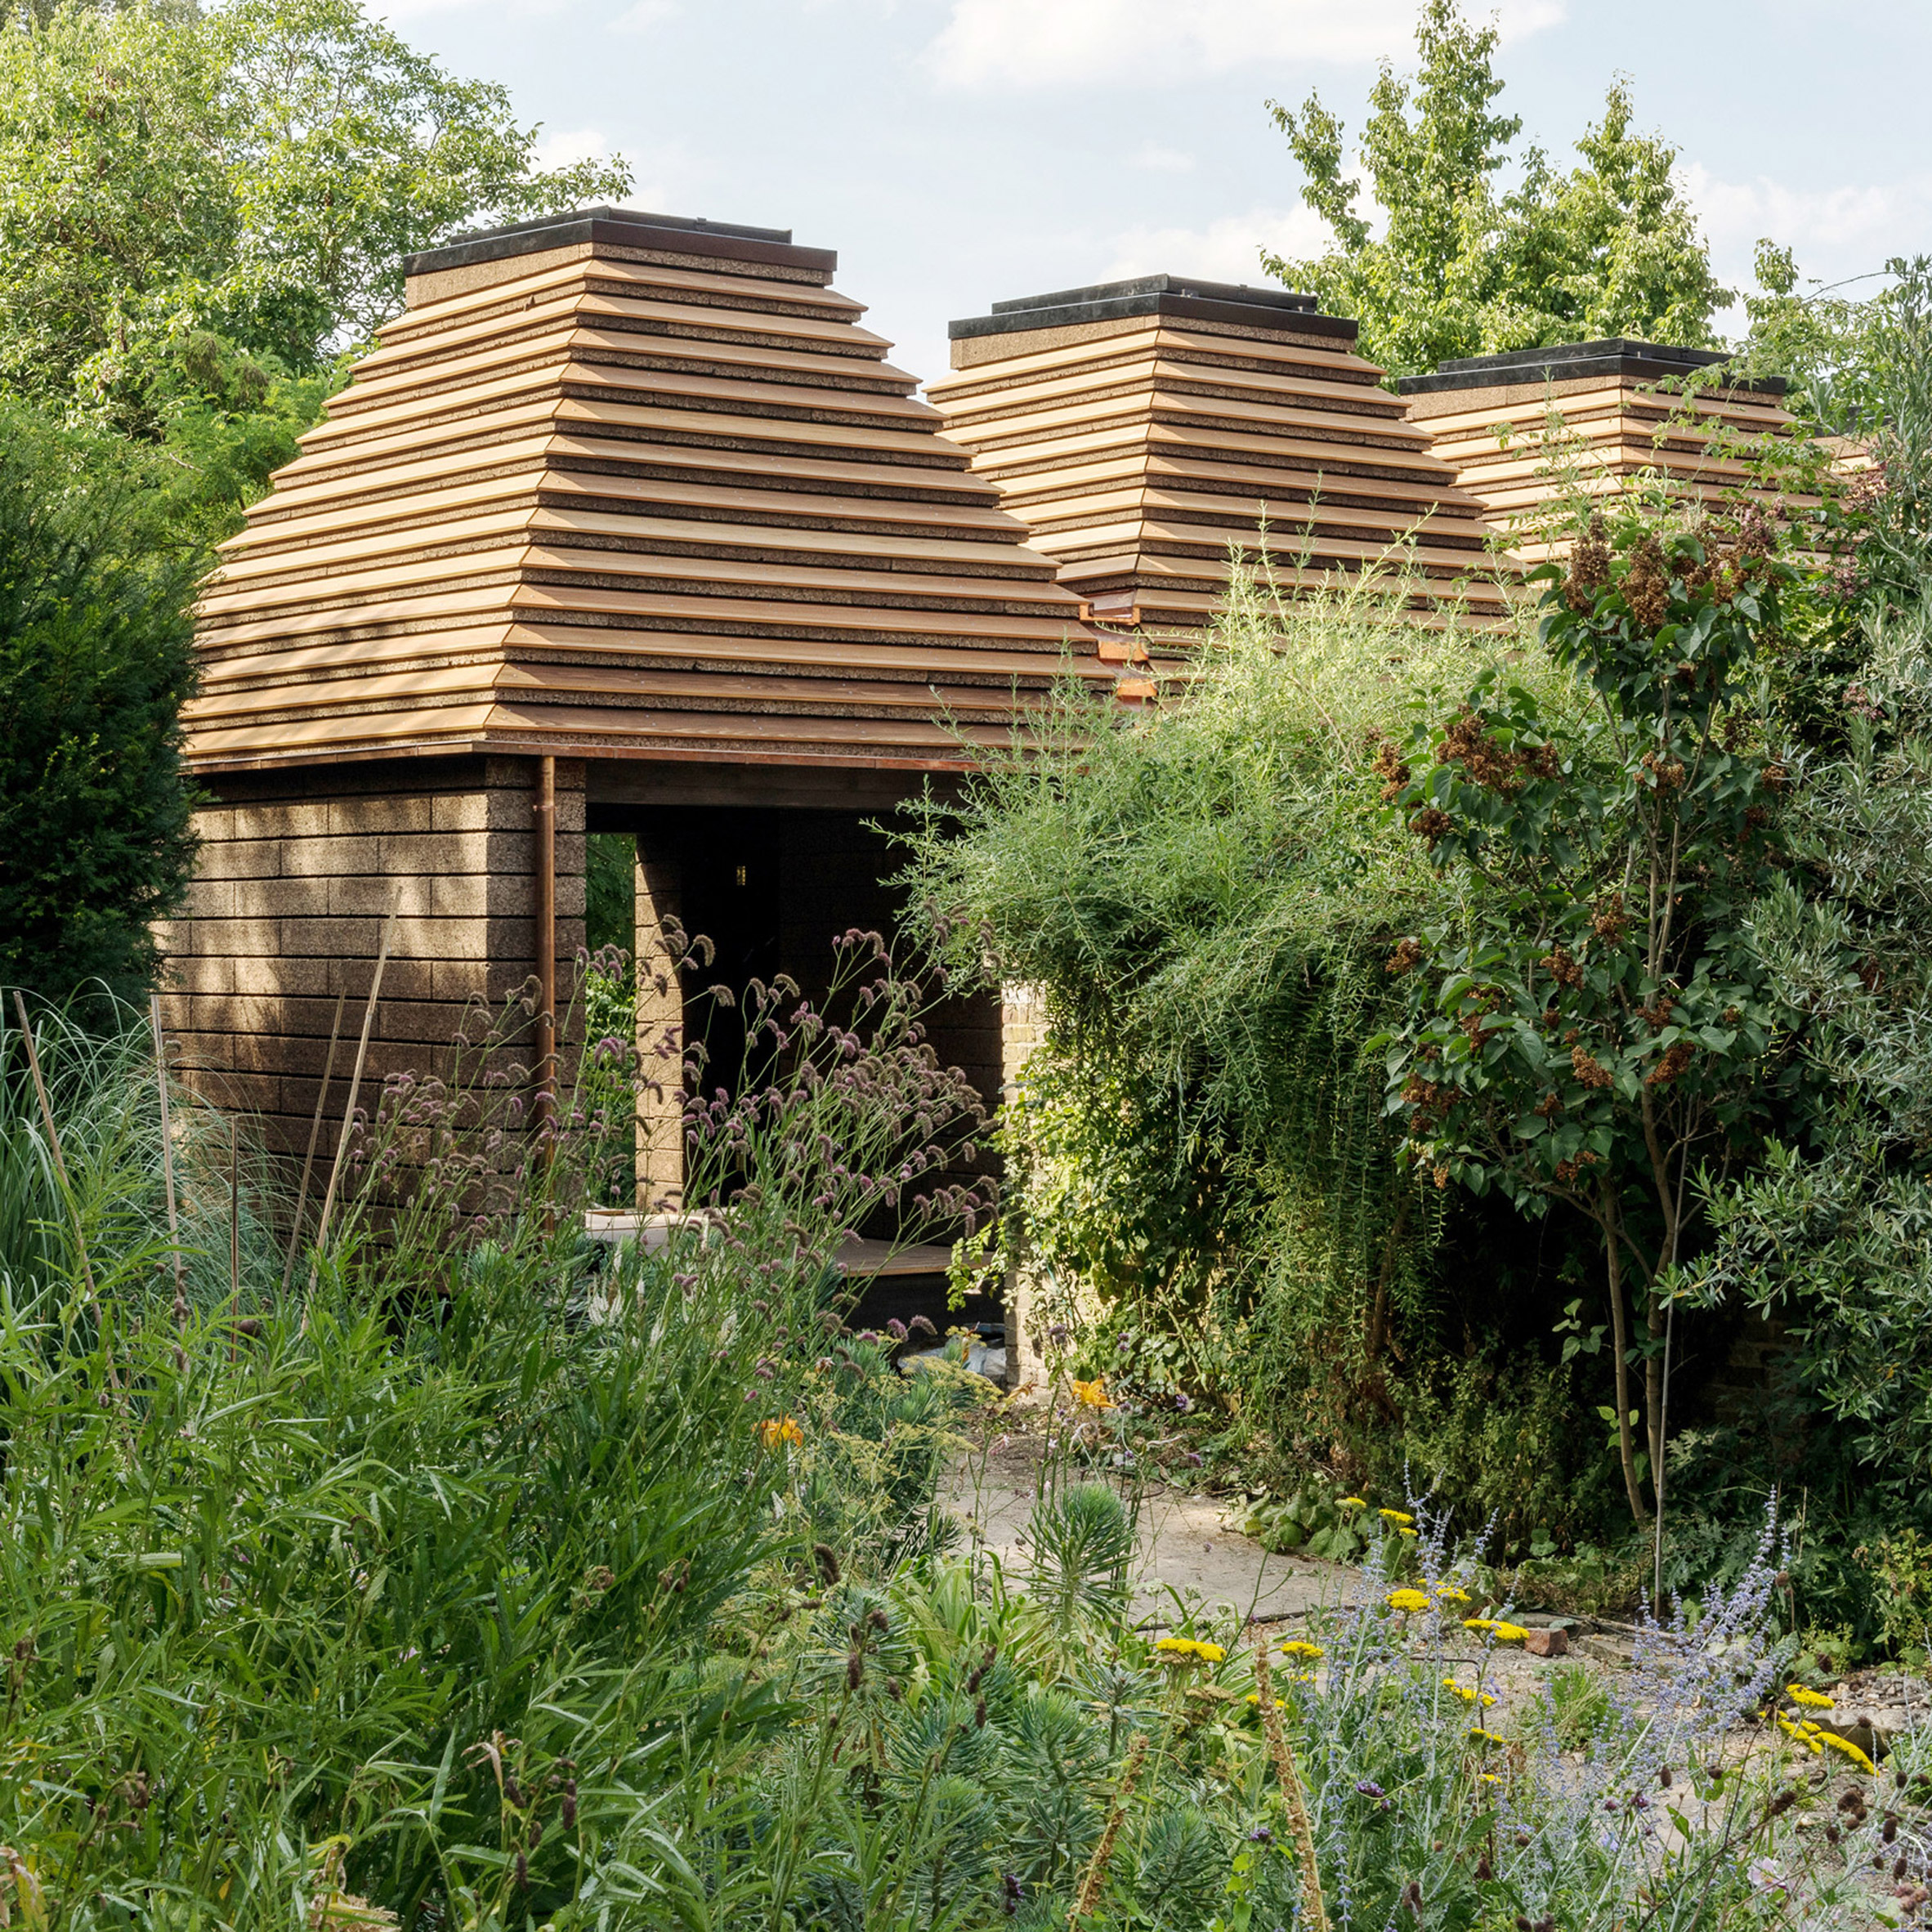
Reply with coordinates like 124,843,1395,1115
926,0,1563,92
534,127,615,170
613,0,676,31
1133,144,1196,173
1681,161,1930,284
1101,204,1329,285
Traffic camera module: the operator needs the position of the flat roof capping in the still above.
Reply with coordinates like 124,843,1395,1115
1398,338,1787,397
950,273,1355,343
401,206,835,279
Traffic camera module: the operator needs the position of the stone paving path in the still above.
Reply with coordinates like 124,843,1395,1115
943,1429,1339,1626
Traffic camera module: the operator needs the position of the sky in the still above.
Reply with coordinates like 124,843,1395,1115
375,0,1932,392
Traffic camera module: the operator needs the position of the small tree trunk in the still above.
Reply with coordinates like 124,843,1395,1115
1601,1186,1650,1525
1644,1295,1666,1503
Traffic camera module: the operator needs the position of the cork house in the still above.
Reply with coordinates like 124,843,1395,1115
155,206,1110,1210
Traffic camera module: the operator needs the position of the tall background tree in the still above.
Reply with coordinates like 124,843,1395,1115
1263,0,1728,381
0,0,631,1003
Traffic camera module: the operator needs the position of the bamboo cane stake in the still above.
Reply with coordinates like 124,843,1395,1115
282,990,346,1295
306,899,399,1294
148,994,185,1301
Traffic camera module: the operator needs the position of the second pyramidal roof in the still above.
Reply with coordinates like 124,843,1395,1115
928,275,1511,634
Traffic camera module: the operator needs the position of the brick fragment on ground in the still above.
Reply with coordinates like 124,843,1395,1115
1523,1626,1569,1658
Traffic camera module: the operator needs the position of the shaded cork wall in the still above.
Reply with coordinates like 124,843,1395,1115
156,756,585,1156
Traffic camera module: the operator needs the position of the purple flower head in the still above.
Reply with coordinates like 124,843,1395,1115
1354,1780,1385,1801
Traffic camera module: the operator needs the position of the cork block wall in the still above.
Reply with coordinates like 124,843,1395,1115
156,754,585,1157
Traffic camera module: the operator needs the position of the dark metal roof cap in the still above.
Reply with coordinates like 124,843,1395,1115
402,206,835,280
1398,338,1786,396
950,273,1355,344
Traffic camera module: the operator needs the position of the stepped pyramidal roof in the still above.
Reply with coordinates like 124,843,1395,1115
186,207,1105,774
928,275,1510,637
1398,340,1809,561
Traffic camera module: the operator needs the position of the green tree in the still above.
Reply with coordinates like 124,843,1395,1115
0,399,199,1008
1375,512,1794,1523
1263,1,1728,380
0,0,630,423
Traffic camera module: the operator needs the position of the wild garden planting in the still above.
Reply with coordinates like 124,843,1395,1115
8,0,1932,1924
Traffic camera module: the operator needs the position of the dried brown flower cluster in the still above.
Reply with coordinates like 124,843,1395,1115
1409,805,1454,846
1564,515,1612,612
1400,1075,1456,1129
1435,709,1560,795
1623,535,1670,628
1540,946,1585,991
1644,1040,1695,1088
1591,892,1628,941
1371,735,1412,802
1571,1044,1614,1090
1386,937,1424,977
1638,749,1688,791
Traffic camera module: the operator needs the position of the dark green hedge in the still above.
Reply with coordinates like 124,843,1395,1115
0,401,199,1009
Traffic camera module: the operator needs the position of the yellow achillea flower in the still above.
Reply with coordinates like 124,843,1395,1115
1155,1637,1226,1664
1071,1378,1113,1409
1442,1677,1496,1707
1339,1496,1368,1509
1435,1585,1472,1604
1379,1508,1415,1526
1818,1731,1876,1773
1776,1715,1824,1752
1385,1589,1432,1614
1244,1692,1287,1710
758,1415,803,1449
1468,1727,1508,1746
1478,1771,1503,1786
1787,1684,1835,1710
1464,1617,1496,1633
1279,1639,1324,1660
1491,1623,1529,1644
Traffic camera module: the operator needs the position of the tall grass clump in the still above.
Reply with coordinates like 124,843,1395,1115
0,941,995,1926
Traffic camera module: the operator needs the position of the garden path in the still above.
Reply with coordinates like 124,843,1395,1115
942,1427,1335,1627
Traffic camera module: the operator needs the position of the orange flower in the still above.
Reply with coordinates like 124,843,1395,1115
1071,1378,1114,1410
759,1415,803,1449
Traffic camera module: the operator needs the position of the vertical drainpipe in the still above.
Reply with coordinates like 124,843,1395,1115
534,755,557,1156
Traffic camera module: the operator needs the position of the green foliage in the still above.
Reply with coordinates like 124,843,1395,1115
0,398,198,1008
904,581,1622,1536
1264,0,1726,379
1378,511,1796,1521
585,830,636,957
0,0,630,423
1691,602,1932,1505
0,1000,1919,1926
